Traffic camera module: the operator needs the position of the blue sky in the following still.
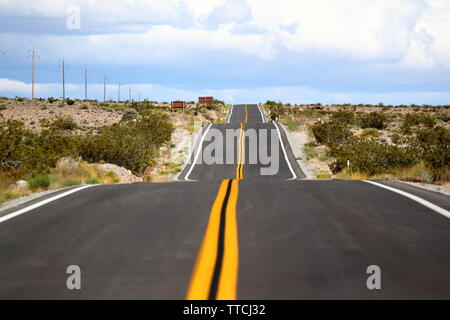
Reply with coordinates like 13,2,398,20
1,0,450,104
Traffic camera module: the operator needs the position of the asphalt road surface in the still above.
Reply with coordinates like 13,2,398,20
0,104,449,299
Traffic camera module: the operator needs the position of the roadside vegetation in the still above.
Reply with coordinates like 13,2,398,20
263,101,450,184
0,97,228,204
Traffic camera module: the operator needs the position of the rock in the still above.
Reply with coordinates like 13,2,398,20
16,180,29,189
97,163,143,183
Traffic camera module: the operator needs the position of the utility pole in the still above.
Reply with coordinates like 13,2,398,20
117,83,121,102
84,67,88,101
29,49,38,100
32,50,35,100
101,74,108,102
60,59,66,100
129,87,132,101
138,91,141,102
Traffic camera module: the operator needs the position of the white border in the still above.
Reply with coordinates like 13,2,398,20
227,104,234,123
0,185,95,224
273,122,297,180
257,104,266,123
364,180,450,219
184,124,213,181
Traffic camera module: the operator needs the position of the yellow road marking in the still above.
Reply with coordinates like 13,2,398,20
216,179,239,300
244,104,248,123
186,180,229,300
186,179,240,300
236,122,245,180
239,105,247,179
187,105,246,300
240,123,244,179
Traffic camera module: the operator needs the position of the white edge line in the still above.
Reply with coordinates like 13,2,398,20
273,122,297,181
184,124,212,181
257,104,265,123
0,185,95,224
364,180,450,219
227,104,234,123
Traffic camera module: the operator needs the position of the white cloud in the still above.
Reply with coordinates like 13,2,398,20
0,23,276,64
1,0,449,67
0,0,192,25
206,0,252,27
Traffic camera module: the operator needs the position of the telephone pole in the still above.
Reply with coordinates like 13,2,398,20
117,83,121,102
84,67,88,101
27,48,39,100
31,49,36,100
129,87,132,101
60,59,66,100
102,74,107,102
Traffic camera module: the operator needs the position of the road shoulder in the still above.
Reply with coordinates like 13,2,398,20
377,180,450,211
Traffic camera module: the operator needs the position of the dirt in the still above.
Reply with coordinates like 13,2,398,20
0,98,122,131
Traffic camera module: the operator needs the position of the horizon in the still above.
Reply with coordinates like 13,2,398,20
1,0,450,105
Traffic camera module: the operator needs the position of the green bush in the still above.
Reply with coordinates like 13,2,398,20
310,120,352,145
391,133,402,144
122,108,139,121
303,145,319,160
266,101,285,121
47,97,57,103
85,177,100,184
361,128,380,138
0,103,6,110
41,116,77,130
358,112,388,129
1,112,174,180
0,120,59,178
329,138,419,176
323,123,449,181
63,178,81,187
331,110,355,125
79,113,173,175
205,103,220,111
66,99,75,105
415,126,450,180
401,113,437,134
29,174,51,190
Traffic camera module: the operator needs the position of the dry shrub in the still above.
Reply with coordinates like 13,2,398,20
391,162,434,183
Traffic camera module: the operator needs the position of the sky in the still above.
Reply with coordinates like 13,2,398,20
0,0,450,104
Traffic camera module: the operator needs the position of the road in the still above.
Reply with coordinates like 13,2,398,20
0,104,450,299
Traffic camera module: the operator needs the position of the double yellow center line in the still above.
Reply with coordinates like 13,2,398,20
235,105,247,180
186,179,239,300
186,105,248,300
235,123,245,180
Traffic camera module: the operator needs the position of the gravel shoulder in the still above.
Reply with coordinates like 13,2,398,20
395,180,450,197
279,123,315,179
0,186,77,215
